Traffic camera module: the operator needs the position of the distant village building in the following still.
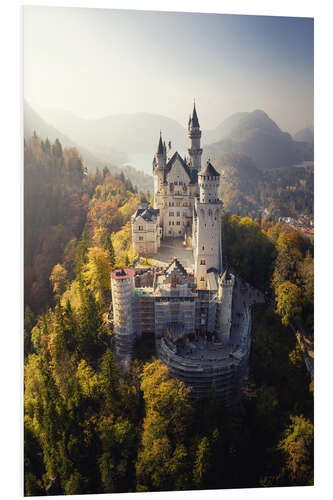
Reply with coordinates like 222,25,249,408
110,103,262,405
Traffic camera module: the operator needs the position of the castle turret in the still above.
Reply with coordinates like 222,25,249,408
216,268,235,344
194,161,223,289
110,268,136,371
188,102,202,172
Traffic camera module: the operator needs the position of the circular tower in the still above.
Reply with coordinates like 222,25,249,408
110,268,136,371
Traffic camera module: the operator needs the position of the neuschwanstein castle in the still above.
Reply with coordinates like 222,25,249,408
109,104,262,405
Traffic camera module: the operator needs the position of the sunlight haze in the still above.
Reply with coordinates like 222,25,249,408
24,6,314,133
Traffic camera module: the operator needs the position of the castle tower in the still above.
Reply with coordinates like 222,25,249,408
194,161,223,289
188,102,202,172
217,268,235,344
110,268,136,371
153,132,166,209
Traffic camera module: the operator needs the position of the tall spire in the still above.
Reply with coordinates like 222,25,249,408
191,100,200,128
157,131,164,155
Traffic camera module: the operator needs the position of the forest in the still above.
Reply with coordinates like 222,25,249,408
213,152,314,219
24,136,314,495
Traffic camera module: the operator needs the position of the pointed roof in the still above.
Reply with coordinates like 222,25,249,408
132,204,159,222
157,132,164,155
199,160,220,177
221,266,232,281
191,102,200,128
164,151,197,184
164,257,188,278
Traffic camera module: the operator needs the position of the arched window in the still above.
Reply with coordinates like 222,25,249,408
170,183,174,193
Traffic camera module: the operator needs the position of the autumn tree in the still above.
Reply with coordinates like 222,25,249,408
50,263,68,299
276,281,302,326
277,415,314,485
136,360,193,491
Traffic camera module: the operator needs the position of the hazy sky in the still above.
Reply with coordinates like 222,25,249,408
24,6,313,133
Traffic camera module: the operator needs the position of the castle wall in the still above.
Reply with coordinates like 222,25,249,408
217,275,235,344
155,298,196,339
155,158,196,238
132,214,161,255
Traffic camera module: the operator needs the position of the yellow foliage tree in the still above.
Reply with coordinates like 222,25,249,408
82,247,112,304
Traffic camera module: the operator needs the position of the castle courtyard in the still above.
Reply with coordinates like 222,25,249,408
151,237,195,272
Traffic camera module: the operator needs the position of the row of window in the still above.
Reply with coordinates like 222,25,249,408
168,230,182,235
169,211,187,217
167,201,192,207
169,221,183,226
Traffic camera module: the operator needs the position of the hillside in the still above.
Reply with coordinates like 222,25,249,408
209,151,313,219
24,101,153,193
34,106,188,155
24,101,107,170
294,126,314,144
204,110,313,170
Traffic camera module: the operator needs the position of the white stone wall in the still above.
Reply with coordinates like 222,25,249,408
198,175,219,204
111,275,136,337
195,200,223,289
132,213,161,255
188,129,202,171
155,158,196,238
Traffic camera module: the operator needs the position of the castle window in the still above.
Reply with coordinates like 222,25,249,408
200,259,206,265
179,181,183,185
200,277,205,281
179,230,182,234
208,209,212,216
169,221,172,226
183,202,187,207
177,211,180,217
170,183,174,192
139,236,144,241
183,185,187,192
174,181,178,185
139,225,143,231
176,221,180,225
169,211,174,216
202,246,204,250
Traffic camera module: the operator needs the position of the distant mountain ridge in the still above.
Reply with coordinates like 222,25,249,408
204,110,313,170
34,105,189,155
30,103,313,172
293,126,314,144
24,101,153,193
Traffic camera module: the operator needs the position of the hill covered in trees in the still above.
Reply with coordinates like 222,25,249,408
25,102,153,193
204,110,313,170
294,125,314,144
207,152,313,219
24,135,313,495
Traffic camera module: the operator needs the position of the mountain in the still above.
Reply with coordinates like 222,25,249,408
24,101,153,193
294,126,314,144
204,110,313,170
203,112,249,144
34,106,188,155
